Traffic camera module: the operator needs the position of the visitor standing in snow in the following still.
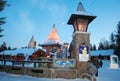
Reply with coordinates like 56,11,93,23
25,54,29,61
61,46,66,60
91,57,101,76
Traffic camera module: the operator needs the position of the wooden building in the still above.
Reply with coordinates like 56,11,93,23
39,24,61,56
30,49,46,60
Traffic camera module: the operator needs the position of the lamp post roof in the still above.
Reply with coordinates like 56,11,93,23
67,2,96,25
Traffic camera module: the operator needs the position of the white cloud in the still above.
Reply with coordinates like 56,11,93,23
19,11,36,34
37,1,67,17
11,11,36,35
47,3,67,15
29,0,40,7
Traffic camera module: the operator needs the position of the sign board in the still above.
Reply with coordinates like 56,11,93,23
53,59,76,69
79,45,89,61
110,55,119,69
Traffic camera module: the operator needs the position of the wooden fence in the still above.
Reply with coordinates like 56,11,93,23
0,58,53,68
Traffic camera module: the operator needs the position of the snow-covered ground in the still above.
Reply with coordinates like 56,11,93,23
0,60,120,81
97,60,120,81
0,72,89,81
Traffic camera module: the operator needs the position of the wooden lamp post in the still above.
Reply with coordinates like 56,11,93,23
67,2,96,33
67,2,96,78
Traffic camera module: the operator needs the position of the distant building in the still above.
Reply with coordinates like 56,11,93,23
39,24,61,54
30,49,46,60
90,49,114,60
28,35,36,48
0,48,37,60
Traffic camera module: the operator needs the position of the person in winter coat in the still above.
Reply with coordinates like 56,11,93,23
91,58,101,76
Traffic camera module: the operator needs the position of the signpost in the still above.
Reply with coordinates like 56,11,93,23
79,44,89,61
110,55,119,69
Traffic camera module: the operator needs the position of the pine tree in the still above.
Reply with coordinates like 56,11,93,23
93,44,96,50
115,21,120,57
98,42,104,50
110,32,116,49
98,38,111,50
0,27,4,37
0,0,9,38
8,46,11,50
0,41,7,52
104,40,110,50
90,44,93,50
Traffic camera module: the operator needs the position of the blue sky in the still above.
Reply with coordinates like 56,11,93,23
1,0,120,48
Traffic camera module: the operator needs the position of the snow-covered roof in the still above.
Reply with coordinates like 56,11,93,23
0,50,15,55
90,49,114,56
67,2,96,25
40,24,61,46
28,36,36,48
0,48,39,56
41,40,61,46
73,11,95,17
74,2,95,17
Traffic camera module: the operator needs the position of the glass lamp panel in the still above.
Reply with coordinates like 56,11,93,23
77,19,88,32
78,24,84,31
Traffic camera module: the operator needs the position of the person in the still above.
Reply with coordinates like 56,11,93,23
25,54,29,61
91,58,101,77
98,54,102,60
46,49,50,58
53,52,57,59
61,46,66,60
88,63,97,76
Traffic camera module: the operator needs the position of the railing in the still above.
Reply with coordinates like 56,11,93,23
0,58,53,68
